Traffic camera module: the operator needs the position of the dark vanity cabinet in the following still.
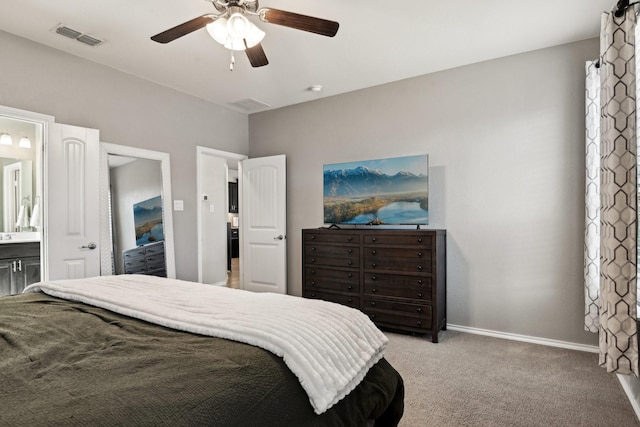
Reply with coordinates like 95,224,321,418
0,242,41,296
228,182,238,213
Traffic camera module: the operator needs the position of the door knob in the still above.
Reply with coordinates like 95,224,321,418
274,235,284,240
81,242,97,250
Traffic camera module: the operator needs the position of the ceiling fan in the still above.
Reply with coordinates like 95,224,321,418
151,0,339,68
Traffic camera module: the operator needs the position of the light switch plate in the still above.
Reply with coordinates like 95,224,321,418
174,200,184,211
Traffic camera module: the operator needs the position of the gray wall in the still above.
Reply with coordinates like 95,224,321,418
249,38,598,346
0,30,249,281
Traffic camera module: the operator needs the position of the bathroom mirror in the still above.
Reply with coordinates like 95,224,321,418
0,117,42,237
99,142,175,278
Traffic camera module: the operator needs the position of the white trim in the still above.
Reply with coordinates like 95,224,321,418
446,324,599,353
196,146,247,284
617,374,640,422
99,142,176,279
0,105,53,280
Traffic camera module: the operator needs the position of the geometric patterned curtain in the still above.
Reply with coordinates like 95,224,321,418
585,60,601,334
597,6,638,376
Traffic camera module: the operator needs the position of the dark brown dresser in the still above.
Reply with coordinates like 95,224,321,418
302,228,446,342
122,241,167,277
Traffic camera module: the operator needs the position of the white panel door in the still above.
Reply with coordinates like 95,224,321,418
240,155,286,294
46,123,100,280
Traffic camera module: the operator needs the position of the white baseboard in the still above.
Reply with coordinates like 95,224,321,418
446,324,599,353
617,374,640,422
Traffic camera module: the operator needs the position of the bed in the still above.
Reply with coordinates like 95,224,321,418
0,275,404,426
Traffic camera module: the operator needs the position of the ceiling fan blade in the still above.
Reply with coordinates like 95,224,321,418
260,8,339,37
245,42,269,67
151,15,215,44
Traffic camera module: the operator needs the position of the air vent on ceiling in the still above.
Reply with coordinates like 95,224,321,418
228,98,271,113
53,24,104,47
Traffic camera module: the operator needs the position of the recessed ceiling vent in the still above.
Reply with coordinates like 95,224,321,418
228,98,271,113
53,24,104,47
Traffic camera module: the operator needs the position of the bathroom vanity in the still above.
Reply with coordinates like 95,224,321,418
0,234,41,296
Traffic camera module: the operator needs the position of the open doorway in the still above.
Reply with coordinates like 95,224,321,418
196,147,247,286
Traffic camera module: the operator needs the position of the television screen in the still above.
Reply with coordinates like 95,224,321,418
323,154,429,225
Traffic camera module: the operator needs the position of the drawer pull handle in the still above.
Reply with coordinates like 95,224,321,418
372,263,377,268
348,273,353,278
417,308,422,313
348,237,353,241
371,276,376,281
418,238,423,243
371,302,376,306
348,299,353,303
347,261,353,265
311,247,316,251
370,314,376,319
311,281,316,286
311,293,316,297
418,293,423,298
417,280,423,284
348,249,353,253
417,266,422,271
371,250,376,255
417,252,422,257
311,236,316,240
372,238,377,242
372,288,377,293
417,321,422,326
311,270,316,274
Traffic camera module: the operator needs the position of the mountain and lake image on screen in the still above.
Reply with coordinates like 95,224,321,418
323,154,429,225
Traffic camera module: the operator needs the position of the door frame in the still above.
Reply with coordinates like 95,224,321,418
0,105,53,279
99,142,176,278
196,146,247,284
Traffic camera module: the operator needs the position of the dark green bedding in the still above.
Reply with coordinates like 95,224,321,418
0,292,404,426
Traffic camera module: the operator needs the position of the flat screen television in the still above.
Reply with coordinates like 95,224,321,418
323,154,429,225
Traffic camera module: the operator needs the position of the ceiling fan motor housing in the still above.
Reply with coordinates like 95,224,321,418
212,0,259,14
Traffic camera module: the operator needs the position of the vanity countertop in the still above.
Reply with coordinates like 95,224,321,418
0,232,41,244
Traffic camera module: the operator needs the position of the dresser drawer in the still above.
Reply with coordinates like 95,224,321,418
306,254,359,268
363,233,433,247
145,243,165,256
305,267,359,293
305,244,359,259
123,256,146,273
123,248,145,259
304,232,360,244
363,248,432,273
146,254,166,270
363,273,432,301
362,298,432,330
304,290,359,309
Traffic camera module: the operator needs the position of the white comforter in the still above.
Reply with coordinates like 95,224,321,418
23,275,388,414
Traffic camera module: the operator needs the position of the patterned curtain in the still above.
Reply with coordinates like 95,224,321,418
585,60,600,334
592,6,639,376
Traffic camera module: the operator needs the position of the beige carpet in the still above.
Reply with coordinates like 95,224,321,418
383,330,640,427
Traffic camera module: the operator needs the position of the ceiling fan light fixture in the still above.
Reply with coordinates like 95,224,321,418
227,13,249,38
243,23,265,48
207,12,265,51
206,18,229,45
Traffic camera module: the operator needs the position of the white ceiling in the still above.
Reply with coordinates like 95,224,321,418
0,0,613,114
